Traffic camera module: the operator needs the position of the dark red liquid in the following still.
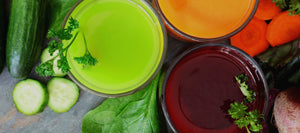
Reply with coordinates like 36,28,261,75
165,46,266,133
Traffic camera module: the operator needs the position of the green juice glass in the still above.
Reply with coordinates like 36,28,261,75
62,0,167,97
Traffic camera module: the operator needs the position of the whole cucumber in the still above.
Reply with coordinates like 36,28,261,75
6,0,47,79
0,1,5,74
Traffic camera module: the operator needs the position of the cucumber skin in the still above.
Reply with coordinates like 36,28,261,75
0,1,5,74
13,79,48,116
6,0,47,79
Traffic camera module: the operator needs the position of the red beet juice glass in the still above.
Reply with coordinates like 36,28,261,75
160,43,269,133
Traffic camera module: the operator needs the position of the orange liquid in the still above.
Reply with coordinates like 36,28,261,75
157,0,256,38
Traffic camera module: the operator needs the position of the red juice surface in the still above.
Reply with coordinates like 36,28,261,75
165,46,266,133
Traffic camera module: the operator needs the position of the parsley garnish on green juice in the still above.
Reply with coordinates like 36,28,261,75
228,74,264,133
36,17,97,76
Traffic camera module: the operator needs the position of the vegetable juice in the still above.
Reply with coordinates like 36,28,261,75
164,45,267,133
64,0,165,95
155,0,257,40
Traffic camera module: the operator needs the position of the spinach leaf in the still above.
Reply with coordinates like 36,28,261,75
47,0,78,30
82,72,166,133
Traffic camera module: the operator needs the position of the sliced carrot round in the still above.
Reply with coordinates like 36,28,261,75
266,11,300,47
230,18,269,57
254,0,282,20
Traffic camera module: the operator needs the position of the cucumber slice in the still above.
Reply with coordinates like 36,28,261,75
41,47,67,77
47,78,79,113
13,79,48,115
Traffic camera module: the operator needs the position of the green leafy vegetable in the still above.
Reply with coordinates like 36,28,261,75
256,39,300,89
36,18,97,76
228,102,248,119
35,61,55,76
288,0,300,15
275,54,300,88
273,0,300,15
229,74,264,132
235,74,256,103
82,72,166,133
47,0,78,30
273,0,288,9
228,102,264,133
256,39,300,69
74,33,98,68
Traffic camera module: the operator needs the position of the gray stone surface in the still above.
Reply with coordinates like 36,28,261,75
0,67,105,133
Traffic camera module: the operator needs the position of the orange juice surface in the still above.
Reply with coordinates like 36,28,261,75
157,0,257,38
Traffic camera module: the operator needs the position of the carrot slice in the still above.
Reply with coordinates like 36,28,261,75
230,18,269,57
254,0,282,20
266,11,300,47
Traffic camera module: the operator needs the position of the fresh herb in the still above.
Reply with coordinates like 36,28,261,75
74,33,98,68
235,74,256,103
229,74,264,133
273,0,300,15
273,0,288,9
35,60,55,76
228,102,264,133
36,17,97,76
82,72,166,133
288,0,300,15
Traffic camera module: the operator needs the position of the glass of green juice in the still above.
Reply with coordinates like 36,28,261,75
62,0,167,97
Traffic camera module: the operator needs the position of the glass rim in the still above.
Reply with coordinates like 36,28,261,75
160,43,269,132
153,0,260,42
62,0,168,98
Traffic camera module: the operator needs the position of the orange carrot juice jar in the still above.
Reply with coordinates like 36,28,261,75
153,0,259,42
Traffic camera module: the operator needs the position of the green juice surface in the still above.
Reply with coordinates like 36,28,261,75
64,0,164,94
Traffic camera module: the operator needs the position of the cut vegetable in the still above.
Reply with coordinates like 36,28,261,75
41,47,67,77
254,0,282,20
13,79,48,115
47,78,79,113
266,11,300,47
230,18,269,57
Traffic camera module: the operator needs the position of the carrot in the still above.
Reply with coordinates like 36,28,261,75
266,11,300,47
254,0,282,20
230,18,269,57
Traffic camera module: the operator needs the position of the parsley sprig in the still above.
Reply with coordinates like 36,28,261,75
228,74,264,133
273,0,300,16
36,17,97,76
288,0,300,15
235,74,256,103
273,0,288,9
74,32,98,68
228,102,264,133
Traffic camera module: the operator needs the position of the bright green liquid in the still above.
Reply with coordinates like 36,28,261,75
64,0,164,94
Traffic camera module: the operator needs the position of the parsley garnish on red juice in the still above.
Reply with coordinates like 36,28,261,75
228,74,264,133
